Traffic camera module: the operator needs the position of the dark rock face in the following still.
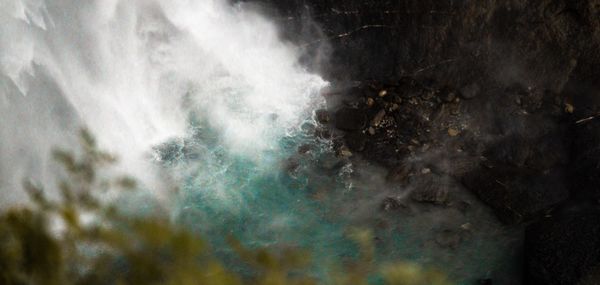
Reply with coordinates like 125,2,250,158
252,0,600,283
334,107,366,131
570,118,600,201
260,0,600,92
525,212,600,285
459,83,480,99
463,166,569,224
344,131,366,152
321,77,573,226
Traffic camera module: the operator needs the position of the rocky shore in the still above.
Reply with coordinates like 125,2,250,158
254,0,600,284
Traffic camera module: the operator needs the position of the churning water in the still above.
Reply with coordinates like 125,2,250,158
0,0,521,283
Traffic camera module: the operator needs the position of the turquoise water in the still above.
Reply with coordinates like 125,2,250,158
155,114,522,284
165,116,355,260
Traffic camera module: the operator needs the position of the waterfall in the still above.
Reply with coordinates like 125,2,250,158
0,0,326,204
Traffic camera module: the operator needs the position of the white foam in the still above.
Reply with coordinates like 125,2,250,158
0,0,326,205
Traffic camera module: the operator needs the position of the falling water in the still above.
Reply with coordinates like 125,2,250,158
0,0,521,283
0,0,325,201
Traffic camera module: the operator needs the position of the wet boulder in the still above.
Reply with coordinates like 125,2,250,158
314,109,330,124
297,144,312,154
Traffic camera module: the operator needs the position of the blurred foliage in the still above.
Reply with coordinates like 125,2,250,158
0,129,452,285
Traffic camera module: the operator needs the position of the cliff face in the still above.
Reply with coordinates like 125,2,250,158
263,0,600,198
252,0,600,284
264,0,598,89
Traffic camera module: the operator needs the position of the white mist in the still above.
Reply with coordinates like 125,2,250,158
0,0,326,205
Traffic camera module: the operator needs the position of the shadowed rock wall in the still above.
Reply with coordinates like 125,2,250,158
248,0,600,284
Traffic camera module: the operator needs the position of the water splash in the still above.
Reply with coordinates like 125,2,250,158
0,0,326,203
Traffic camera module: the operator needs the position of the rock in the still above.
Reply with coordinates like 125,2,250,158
564,103,574,114
371,109,386,127
421,90,435,100
338,146,353,157
483,131,568,170
411,186,449,205
447,128,460,137
410,174,450,205
345,132,367,152
334,107,367,131
378,90,388,97
314,127,331,139
297,144,311,154
455,200,471,213
432,154,480,177
366,97,375,107
380,197,405,212
284,158,300,174
315,109,330,124
368,127,376,135
153,139,184,162
460,223,472,231
317,153,346,173
386,165,411,183
363,141,403,167
440,88,457,102
477,279,493,285
570,114,600,200
525,212,600,285
460,83,480,99
515,96,522,105
462,165,569,224
483,136,531,167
